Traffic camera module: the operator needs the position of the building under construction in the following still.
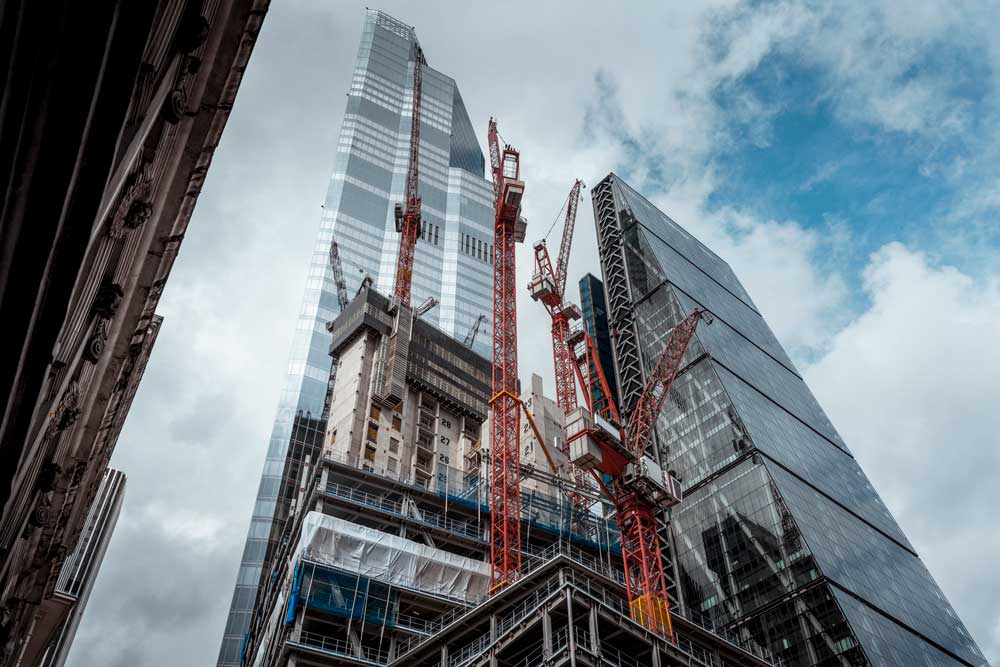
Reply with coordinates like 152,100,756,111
234,9,987,667
239,284,779,667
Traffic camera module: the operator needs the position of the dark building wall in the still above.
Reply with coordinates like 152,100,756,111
578,273,620,413
592,173,987,667
0,3,268,665
41,469,127,667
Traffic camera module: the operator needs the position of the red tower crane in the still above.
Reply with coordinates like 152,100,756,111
487,118,526,591
567,309,705,638
528,180,584,416
392,43,426,307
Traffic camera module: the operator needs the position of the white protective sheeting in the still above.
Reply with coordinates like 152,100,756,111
251,590,285,667
294,512,489,602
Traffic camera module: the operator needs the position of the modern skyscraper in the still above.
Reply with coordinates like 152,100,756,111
591,173,987,667
216,11,496,666
40,469,126,667
578,273,620,412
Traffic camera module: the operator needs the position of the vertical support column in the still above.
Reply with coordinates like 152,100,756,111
440,644,448,667
588,604,600,654
565,589,577,667
542,609,553,659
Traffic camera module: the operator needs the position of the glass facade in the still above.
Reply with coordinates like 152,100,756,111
215,11,495,666
592,173,987,667
578,273,620,411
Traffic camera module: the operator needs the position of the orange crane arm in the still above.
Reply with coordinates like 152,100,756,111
624,309,704,459
392,43,425,307
328,240,350,311
554,179,583,297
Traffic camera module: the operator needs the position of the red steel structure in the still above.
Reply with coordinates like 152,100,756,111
567,309,705,638
392,44,425,307
528,180,595,502
487,118,526,591
529,180,584,416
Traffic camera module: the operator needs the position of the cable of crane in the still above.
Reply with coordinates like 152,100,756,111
542,187,573,242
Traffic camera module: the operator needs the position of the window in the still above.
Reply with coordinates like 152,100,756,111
366,424,378,442
434,225,439,245
392,415,402,431
387,457,398,474
370,405,381,420
389,437,399,453
477,239,482,259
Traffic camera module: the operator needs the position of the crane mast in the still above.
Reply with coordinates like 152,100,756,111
463,314,487,348
392,41,425,308
488,118,526,591
567,308,705,638
328,240,350,311
529,180,584,417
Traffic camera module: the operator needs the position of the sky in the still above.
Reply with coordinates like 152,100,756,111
68,2,1000,665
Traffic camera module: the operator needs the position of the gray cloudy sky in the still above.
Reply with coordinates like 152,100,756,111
68,2,1000,665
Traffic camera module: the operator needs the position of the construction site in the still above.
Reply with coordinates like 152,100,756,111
234,11,988,667
237,15,778,660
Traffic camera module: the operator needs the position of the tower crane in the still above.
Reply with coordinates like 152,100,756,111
391,41,426,308
528,179,584,415
527,180,591,500
567,308,706,639
487,118,526,591
322,239,351,421
328,240,350,312
463,314,487,348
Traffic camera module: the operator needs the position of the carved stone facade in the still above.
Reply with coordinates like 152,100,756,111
0,2,269,665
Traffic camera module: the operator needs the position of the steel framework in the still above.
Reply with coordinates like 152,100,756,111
529,179,584,417
328,240,350,311
487,118,526,591
392,41,425,307
568,309,704,639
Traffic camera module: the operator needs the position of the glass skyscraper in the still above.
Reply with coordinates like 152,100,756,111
215,11,495,666
578,272,620,412
591,173,987,667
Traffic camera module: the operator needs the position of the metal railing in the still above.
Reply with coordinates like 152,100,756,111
321,481,485,542
292,630,389,665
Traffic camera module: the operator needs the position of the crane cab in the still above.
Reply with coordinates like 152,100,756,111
623,456,683,509
528,272,556,302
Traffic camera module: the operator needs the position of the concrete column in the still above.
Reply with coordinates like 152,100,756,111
651,646,662,667
440,644,448,667
490,613,497,642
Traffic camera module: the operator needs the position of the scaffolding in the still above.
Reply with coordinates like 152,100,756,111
241,454,780,667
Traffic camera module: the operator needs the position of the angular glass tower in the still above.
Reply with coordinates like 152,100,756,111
591,173,987,667
578,272,620,411
215,11,495,666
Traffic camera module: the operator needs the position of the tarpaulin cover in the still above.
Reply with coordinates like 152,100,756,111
293,512,489,603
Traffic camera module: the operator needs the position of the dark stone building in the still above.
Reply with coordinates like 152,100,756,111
0,2,268,664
